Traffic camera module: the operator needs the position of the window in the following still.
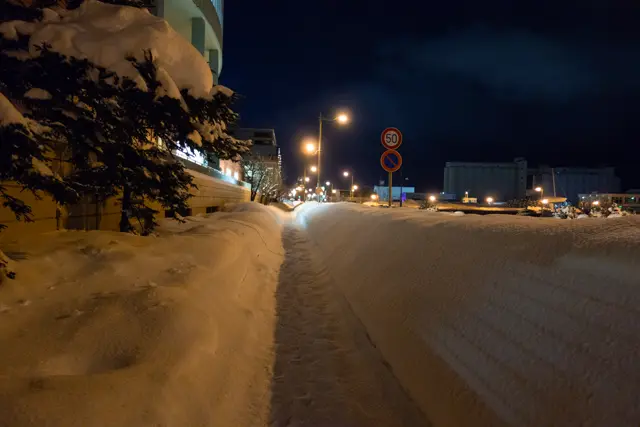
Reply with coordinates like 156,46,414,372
175,146,206,166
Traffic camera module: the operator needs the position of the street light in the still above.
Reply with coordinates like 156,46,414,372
541,198,549,205
325,181,331,186
352,185,359,191
304,141,316,154
486,197,494,204
535,186,544,201
316,112,350,193
310,165,317,173
429,195,436,202
371,194,378,200
304,177,310,183
342,170,355,199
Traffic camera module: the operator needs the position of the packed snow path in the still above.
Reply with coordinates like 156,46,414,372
269,223,430,426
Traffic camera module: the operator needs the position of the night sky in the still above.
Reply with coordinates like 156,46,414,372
221,0,640,192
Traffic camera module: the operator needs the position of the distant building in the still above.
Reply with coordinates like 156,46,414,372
373,186,416,202
530,166,620,204
444,158,621,204
231,128,281,169
443,158,528,202
578,192,640,212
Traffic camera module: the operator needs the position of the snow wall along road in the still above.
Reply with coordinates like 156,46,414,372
295,203,640,427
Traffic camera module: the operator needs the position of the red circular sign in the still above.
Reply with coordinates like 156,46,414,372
381,127,403,150
380,149,402,173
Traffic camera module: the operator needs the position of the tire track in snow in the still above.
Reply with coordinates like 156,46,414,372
269,223,430,427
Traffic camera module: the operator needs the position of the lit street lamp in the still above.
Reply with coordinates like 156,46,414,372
316,112,350,193
310,165,317,173
304,177,310,183
429,195,436,202
304,141,316,154
535,186,544,201
486,197,494,205
343,170,355,199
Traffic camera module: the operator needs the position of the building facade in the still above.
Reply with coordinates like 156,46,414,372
154,0,223,83
443,158,621,204
578,192,640,212
530,166,620,204
443,158,528,202
231,128,281,170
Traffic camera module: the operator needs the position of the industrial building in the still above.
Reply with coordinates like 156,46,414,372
530,166,620,204
443,158,528,202
443,158,621,204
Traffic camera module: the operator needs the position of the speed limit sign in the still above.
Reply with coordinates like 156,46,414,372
381,127,403,149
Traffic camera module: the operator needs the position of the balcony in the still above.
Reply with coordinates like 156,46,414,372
192,0,223,46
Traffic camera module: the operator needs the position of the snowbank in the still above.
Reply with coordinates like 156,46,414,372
296,203,640,427
0,0,228,100
0,204,283,427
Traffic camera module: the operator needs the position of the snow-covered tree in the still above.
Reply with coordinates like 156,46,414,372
242,157,282,204
0,0,250,234
242,157,267,202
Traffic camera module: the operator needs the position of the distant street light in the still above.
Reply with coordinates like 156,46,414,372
304,177,310,182
371,194,378,200
343,170,355,199
316,112,350,193
325,181,331,186
486,197,494,204
541,198,549,205
352,185,358,191
331,189,337,194
429,195,436,202
310,165,317,173
535,186,544,201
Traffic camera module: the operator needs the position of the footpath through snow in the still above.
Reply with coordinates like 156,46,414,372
0,203,428,427
296,202,640,427
1,202,639,427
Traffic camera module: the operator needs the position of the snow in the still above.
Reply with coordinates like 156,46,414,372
2,202,638,426
31,157,54,176
295,203,640,427
24,88,52,100
0,204,285,427
0,92,26,126
0,0,225,100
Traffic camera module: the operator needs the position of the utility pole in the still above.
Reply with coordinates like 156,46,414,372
317,114,323,194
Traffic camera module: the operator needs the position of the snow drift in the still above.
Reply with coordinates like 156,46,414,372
296,203,640,427
0,0,221,100
0,204,283,427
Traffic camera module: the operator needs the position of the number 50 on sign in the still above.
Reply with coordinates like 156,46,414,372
381,127,403,150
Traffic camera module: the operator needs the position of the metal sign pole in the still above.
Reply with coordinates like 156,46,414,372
388,171,393,207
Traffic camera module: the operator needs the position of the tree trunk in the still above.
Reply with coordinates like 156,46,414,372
119,185,131,232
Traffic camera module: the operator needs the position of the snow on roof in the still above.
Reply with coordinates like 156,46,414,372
0,0,228,100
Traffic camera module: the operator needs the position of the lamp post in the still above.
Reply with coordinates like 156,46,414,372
317,112,349,193
343,170,354,200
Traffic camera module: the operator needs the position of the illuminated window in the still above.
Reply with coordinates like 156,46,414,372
233,171,239,180
226,168,232,176
175,147,206,166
